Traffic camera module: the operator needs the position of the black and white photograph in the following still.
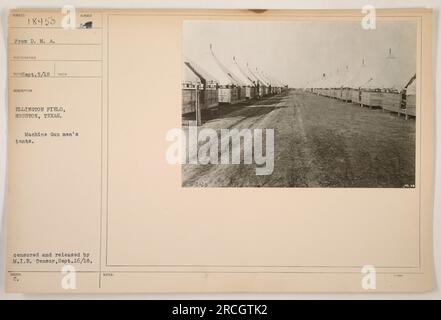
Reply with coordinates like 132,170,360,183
182,20,417,188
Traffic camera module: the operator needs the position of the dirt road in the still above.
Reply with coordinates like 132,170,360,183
182,89,415,187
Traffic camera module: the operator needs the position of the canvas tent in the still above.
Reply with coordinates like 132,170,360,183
182,58,219,114
258,70,277,94
229,56,257,99
262,72,283,94
242,62,265,97
405,75,416,118
348,59,374,104
247,64,269,97
310,74,326,95
258,70,282,94
190,45,244,104
327,69,344,99
360,49,415,110
336,66,352,101
316,71,330,96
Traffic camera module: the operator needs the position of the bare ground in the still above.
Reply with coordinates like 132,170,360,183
182,89,415,188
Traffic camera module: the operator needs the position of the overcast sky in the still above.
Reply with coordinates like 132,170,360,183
183,20,417,88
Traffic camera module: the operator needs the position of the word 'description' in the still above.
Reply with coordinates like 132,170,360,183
166,121,274,176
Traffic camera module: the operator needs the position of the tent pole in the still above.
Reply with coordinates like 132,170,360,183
195,86,201,126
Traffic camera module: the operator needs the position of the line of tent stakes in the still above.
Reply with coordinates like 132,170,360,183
182,44,288,125
304,48,416,120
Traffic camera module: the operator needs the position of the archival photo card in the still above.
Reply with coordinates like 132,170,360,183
5,8,432,293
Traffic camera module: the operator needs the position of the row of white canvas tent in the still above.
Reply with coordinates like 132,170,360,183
182,44,287,115
305,49,416,118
